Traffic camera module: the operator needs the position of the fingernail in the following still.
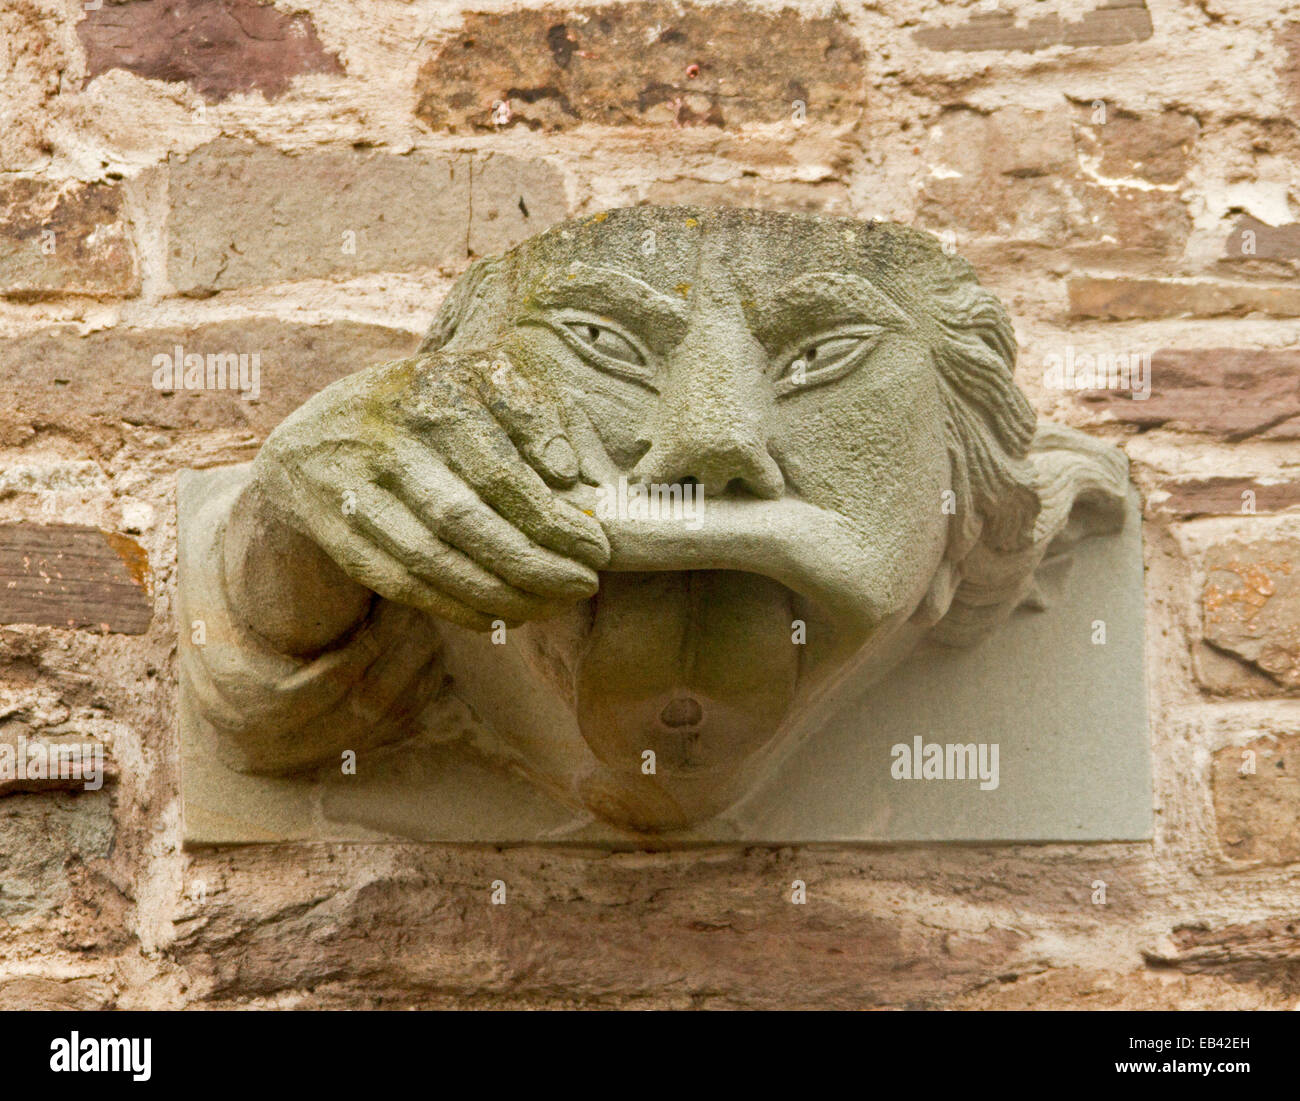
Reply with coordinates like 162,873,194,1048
540,436,579,482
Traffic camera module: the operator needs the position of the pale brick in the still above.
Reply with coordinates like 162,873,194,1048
1213,732,1300,865
0,793,114,923
167,142,568,291
645,176,851,215
167,141,469,293
467,154,568,258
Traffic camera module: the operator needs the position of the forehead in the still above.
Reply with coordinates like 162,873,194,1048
506,207,939,305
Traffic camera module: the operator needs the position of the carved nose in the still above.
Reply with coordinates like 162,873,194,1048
633,425,784,499
635,273,785,498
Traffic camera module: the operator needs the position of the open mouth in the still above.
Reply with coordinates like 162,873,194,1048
575,567,802,775
562,495,888,781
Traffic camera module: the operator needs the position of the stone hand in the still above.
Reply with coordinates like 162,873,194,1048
249,349,610,633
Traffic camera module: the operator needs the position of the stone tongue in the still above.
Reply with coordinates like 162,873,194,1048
573,570,800,774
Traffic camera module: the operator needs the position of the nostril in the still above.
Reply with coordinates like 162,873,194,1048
628,438,652,467
660,695,703,728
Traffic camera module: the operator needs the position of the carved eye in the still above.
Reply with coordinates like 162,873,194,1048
775,327,885,396
565,321,645,367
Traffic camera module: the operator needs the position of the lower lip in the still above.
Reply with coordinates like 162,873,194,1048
596,496,884,641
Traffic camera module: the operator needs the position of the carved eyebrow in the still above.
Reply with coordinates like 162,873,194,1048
524,264,690,350
751,272,914,352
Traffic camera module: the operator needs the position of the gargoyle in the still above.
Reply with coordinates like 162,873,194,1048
179,207,1129,834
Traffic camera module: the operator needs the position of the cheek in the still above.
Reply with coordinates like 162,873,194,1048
771,345,952,579
502,331,658,466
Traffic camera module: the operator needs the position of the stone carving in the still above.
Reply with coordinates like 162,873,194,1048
179,207,1130,835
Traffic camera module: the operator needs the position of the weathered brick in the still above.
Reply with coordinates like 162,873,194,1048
0,976,114,1010
920,108,1073,244
1073,111,1197,186
167,142,566,292
1199,538,1300,693
414,3,865,133
1212,732,1300,865
0,460,108,498
1154,477,1300,518
928,107,1077,182
954,967,1285,1010
0,1,72,172
0,525,151,634
172,858,1029,1009
0,792,114,924
1279,23,1300,114
1068,278,1300,319
1075,348,1300,439
919,108,1188,252
914,0,1152,52
0,178,137,298
78,0,343,102
1074,187,1191,255
467,154,570,258
0,729,117,795
1146,920,1300,996
645,176,851,215
1,318,418,437
168,141,465,292
1223,216,1300,261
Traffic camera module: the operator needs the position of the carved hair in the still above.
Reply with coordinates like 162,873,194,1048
916,256,1130,645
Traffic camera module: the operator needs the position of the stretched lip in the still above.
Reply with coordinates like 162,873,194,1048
594,496,883,641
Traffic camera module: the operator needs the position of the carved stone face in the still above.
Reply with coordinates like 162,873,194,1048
432,208,1006,831
182,206,1129,841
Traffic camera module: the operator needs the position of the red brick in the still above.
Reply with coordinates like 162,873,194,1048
1146,920,1300,995
78,0,343,103
1075,348,1300,439
1155,478,1300,518
0,525,151,634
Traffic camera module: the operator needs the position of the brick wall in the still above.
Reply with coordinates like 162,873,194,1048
1,0,1298,1009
